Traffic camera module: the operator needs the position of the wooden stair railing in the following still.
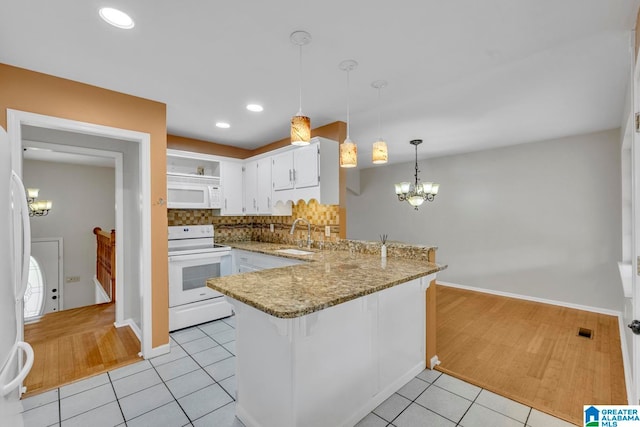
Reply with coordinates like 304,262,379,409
93,227,115,302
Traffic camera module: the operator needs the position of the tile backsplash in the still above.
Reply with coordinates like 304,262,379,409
167,199,340,245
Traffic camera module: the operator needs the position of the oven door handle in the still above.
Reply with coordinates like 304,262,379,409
169,252,230,263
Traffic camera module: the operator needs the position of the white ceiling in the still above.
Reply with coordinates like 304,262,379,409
1,1,638,168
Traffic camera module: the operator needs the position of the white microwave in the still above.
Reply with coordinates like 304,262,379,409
167,174,221,209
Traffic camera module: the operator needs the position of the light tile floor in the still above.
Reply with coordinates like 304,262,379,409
18,315,576,427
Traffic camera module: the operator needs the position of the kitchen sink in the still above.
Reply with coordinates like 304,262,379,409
275,248,314,256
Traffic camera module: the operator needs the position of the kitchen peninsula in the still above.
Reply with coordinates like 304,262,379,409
207,241,445,427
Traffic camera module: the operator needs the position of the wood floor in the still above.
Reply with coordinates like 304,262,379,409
436,285,626,426
23,302,142,397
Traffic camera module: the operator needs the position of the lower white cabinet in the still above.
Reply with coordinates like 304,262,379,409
232,249,302,274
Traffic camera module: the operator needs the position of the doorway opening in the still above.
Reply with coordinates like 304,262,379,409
7,109,155,395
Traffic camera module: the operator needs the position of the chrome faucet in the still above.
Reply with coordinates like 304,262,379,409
290,218,312,248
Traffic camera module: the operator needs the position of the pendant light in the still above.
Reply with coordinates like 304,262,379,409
339,59,358,168
371,80,388,164
290,31,312,146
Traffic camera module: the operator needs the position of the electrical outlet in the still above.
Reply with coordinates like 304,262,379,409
325,226,331,237
65,276,80,283
270,224,274,232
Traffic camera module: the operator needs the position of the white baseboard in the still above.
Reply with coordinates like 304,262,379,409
437,281,622,317
618,314,634,405
114,318,142,341
143,343,170,359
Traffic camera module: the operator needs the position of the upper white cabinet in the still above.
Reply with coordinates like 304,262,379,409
272,151,294,191
220,161,244,216
272,137,339,205
168,135,338,216
244,160,259,215
272,144,319,191
257,157,274,213
245,156,292,215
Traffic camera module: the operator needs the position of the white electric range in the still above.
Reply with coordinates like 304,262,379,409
168,224,233,331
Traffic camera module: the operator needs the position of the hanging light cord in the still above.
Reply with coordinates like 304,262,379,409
298,44,303,115
346,69,351,139
377,86,382,139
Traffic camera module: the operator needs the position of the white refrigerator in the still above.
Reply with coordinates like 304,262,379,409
0,125,34,423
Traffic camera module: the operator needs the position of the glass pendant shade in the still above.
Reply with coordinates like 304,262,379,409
291,114,311,146
340,138,358,168
407,195,425,207
372,139,388,164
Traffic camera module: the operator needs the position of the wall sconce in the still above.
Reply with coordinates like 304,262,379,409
27,188,53,217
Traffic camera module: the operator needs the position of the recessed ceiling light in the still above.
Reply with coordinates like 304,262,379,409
216,122,231,129
246,104,264,112
99,7,135,29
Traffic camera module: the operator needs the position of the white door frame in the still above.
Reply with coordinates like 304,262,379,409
6,109,155,358
22,140,124,323
632,35,640,406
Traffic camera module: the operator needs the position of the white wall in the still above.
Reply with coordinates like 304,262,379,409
348,129,623,311
24,159,115,310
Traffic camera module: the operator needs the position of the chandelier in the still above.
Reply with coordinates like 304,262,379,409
27,188,53,217
394,140,439,210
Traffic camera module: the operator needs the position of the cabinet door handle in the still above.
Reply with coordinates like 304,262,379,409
289,169,292,182
225,198,227,210
267,197,271,209
293,169,296,183
253,198,256,209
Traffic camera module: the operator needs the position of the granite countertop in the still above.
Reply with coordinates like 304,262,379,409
207,241,446,319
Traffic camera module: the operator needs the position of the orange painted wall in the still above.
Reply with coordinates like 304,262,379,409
0,63,169,348
167,134,251,159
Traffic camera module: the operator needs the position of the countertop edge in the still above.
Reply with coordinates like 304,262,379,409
209,265,444,319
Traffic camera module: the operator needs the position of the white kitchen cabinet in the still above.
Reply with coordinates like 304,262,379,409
244,160,259,215
232,249,302,274
272,144,318,191
257,157,272,213
244,157,286,215
230,275,436,427
272,137,339,205
272,151,294,191
220,161,244,216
